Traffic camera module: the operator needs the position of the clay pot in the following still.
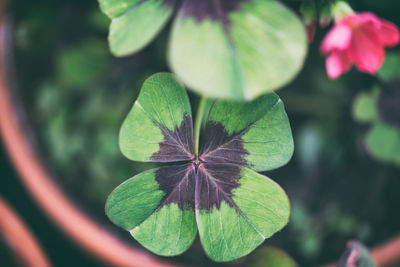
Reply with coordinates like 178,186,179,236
0,197,51,267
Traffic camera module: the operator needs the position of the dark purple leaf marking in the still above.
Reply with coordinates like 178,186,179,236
200,121,249,167
151,110,254,213
155,161,243,212
155,163,195,210
378,80,400,128
195,163,241,211
180,0,246,24
151,114,195,162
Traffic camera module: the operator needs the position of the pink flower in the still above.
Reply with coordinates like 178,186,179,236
321,12,399,79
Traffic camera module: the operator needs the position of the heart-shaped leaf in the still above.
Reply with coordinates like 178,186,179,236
99,0,175,56
119,73,195,162
109,73,293,262
105,164,197,256
195,164,290,262
201,93,294,171
168,0,307,100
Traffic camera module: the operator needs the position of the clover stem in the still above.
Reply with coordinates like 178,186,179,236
194,96,208,156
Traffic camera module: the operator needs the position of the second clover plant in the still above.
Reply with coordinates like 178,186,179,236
98,0,307,100
106,73,294,262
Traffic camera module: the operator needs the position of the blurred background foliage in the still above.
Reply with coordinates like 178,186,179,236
3,0,400,266
351,53,400,166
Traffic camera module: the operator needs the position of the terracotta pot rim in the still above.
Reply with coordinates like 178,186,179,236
0,10,400,267
0,16,177,267
0,197,51,267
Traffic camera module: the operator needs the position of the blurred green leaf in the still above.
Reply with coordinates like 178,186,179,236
246,246,297,267
98,0,175,56
169,0,307,100
352,88,379,123
365,122,400,166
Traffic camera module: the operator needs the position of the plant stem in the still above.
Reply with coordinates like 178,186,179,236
194,96,207,156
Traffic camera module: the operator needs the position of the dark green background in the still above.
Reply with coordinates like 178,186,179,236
2,0,400,266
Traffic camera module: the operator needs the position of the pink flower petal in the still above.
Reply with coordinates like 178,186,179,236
321,24,352,54
349,26,385,74
379,20,400,47
321,12,398,78
326,51,352,79
348,12,381,28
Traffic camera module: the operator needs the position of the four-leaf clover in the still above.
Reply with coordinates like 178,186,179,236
106,73,294,261
98,0,307,100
